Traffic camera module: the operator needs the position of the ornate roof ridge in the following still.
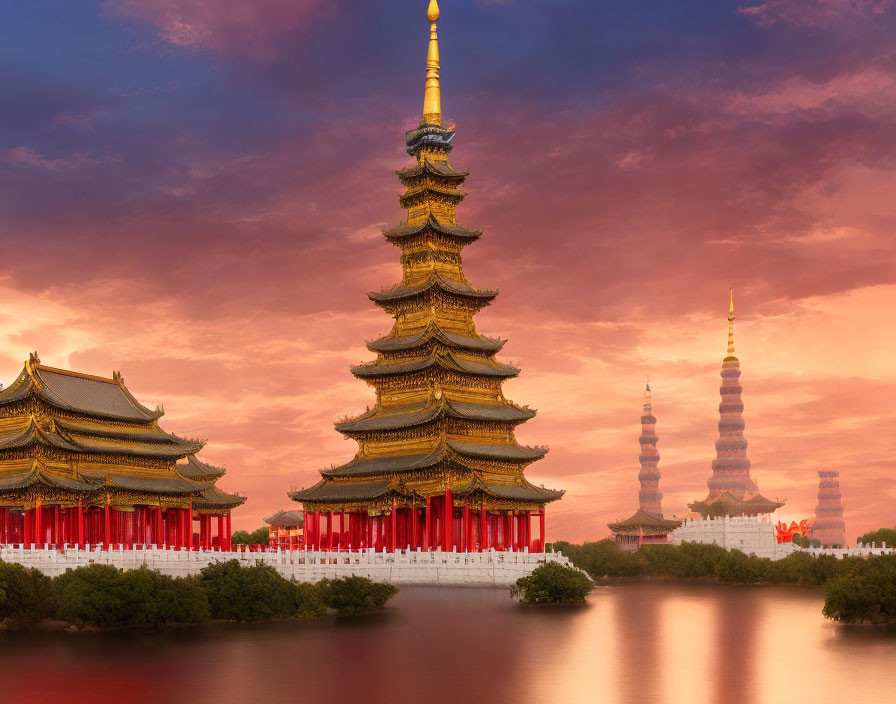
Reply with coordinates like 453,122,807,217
368,269,497,303
382,215,482,241
366,321,505,353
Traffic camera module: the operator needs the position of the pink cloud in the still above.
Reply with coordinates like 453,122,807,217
105,0,335,60
739,0,896,27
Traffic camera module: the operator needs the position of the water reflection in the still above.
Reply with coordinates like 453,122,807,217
1,585,895,704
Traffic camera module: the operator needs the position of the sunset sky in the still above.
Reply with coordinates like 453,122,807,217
1,0,894,542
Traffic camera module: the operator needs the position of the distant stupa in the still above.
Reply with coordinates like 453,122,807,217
608,384,680,550
813,471,847,548
688,289,784,517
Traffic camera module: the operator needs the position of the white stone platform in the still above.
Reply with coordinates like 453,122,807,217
671,515,798,560
0,545,569,587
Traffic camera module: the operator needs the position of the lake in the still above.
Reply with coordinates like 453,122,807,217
1,583,894,704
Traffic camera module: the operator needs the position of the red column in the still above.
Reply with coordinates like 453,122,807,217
326,512,333,551
103,502,111,550
156,507,163,547
424,497,431,551
390,498,397,552
480,497,487,551
187,501,194,550
52,505,59,547
24,508,33,546
462,503,470,552
411,505,418,550
34,499,43,547
540,511,546,551
365,512,372,549
0,507,6,544
225,513,232,550
341,509,347,551
443,488,452,551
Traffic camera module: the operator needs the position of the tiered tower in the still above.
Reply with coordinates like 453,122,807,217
689,290,783,517
638,383,662,516
813,471,847,547
607,384,680,550
291,0,563,553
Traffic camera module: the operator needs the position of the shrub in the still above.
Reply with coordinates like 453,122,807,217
54,565,209,629
320,576,398,616
294,581,328,618
0,560,57,622
231,527,270,546
823,557,896,623
511,562,593,604
855,528,896,548
199,560,297,621
554,539,641,578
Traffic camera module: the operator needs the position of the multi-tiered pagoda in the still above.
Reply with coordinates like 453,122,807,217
608,384,680,550
290,0,563,552
688,291,783,517
0,354,243,548
813,471,847,547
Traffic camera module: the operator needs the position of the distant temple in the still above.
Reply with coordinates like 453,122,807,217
608,384,680,550
265,509,304,550
0,354,243,548
688,291,784,518
290,0,563,552
813,471,847,548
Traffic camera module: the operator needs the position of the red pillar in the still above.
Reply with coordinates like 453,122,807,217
327,511,333,551
341,509,347,551
462,503,470,552
52,505,59,547
225,513,232,550
156,507,163,547
540,511,546,551
24,508,33,546
411,505,418,550
187,501,194,550
443,488,452,551
424,497,431,551
217,515,224,549
480,497,487,551
390,498,397,552
34,499,43,547
366,512,372,549
103,502,111,550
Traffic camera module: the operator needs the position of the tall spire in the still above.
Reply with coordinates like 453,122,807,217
638,381,663,516
421,0,442,126
726,286,736,358
814,471,847,548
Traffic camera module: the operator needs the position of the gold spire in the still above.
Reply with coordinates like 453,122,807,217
643,380,653,412
727,287,736,357
421,0,442,126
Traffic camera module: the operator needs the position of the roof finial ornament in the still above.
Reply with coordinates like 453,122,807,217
727,286,736,358
643,378,652,412
421,0,442,126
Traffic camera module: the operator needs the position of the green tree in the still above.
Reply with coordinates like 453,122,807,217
0,560,56,622
199,560,297,621
855,528,896,548
511,562,593,604
230,527,270,546
319,576,398,616
230,530,251,546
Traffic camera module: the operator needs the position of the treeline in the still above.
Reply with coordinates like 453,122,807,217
0,559,397,630
554,539,896,624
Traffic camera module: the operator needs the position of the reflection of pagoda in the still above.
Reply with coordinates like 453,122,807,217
608,384,680,550
813,471,846,547
688,291,784,518
290,0,563,552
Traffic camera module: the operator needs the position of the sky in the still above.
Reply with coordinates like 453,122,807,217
1,0,894,543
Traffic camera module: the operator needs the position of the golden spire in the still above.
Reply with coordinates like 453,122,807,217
421,0,442,126
727,287,736,357
643,380,652,412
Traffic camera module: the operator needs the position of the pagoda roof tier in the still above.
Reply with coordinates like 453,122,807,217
688,491,785,518
322,440,545,478
0,458,211,495
366,323,504,353
398,184,465,209
368,272,497,304
176,455,227,480
0,415,203,459
195,484,245,509
405,124,455,155
452,474,564,502
291,478,417,502
335,397,535,433
607,508,682,535
0,358,163,422
383,215,481,242
396,159,468,182
350,350,519,380
264,509,305,527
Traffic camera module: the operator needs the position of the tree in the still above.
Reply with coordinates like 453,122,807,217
199,560,297,621
511,562,593,604
320,576,398,616
855,528,896,548
0,560,56,622
230,527,270,546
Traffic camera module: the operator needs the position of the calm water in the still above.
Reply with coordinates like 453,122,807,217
2,584,895,704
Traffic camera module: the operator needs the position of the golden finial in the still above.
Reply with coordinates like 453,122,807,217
421,0,442,126
643,379,652,412
727,287,736,357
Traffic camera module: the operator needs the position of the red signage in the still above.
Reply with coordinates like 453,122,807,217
775,519,811,544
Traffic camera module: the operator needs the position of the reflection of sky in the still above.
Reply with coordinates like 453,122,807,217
4,586,894,704
2,1,896,540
